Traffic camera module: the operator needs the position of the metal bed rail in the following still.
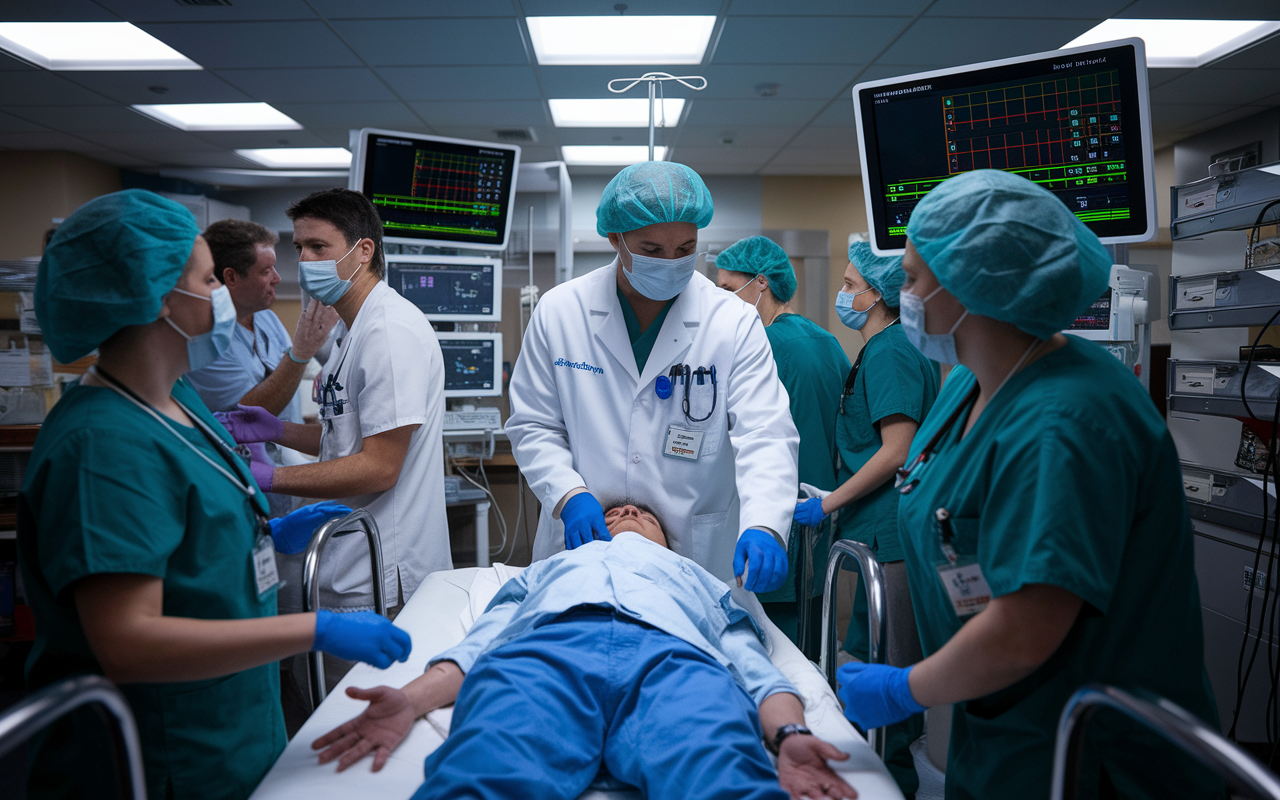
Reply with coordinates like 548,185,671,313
0,674,146,800
1051,684,1280,800
793,485,831,659
820,538,888,759
301,508,387,710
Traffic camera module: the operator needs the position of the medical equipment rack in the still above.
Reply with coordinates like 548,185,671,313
1170,161,1280,242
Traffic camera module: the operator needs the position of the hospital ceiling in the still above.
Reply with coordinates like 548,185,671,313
1,0,1279,181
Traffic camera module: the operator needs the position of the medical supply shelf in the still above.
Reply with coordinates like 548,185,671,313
1182,461,1278,533
1167,359,1280,418
1169,269,1280,330
1170,162,1280,241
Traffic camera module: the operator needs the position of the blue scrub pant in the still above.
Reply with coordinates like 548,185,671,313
413,607,788,800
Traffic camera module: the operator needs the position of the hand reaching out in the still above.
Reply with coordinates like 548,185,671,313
312,685,417,772
292,299,341,362
776,735,857,800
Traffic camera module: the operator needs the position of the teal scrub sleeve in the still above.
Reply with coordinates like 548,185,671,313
862,343,930,426
975,410,1133,613
31,431,187,598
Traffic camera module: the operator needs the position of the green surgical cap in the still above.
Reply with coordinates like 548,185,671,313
596,161,713,236
37,189,199,364
906,170,1111,340
848,241,904,307
716,236,796,303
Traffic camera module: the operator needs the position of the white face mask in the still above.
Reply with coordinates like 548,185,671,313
618,236,697,301
900,285,968,364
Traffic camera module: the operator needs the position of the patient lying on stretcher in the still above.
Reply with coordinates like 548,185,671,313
312,503,858,800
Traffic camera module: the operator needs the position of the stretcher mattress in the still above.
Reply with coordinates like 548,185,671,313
250,566,904,800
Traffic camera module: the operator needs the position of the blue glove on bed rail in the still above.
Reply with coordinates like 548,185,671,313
733,528,787,593
269,502,352,555
314,610,411,669
837,662,926,731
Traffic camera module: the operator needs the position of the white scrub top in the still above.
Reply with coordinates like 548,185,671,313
315,280,450,608
506,261,799,585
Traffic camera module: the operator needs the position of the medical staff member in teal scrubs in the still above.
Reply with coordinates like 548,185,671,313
716,235,849,650
20,190,411,800
794,241,938,795
835,170,1218,799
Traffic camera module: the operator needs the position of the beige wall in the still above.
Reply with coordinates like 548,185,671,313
0,151,121,261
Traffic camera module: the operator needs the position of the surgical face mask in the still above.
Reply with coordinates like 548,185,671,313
165,285,235,372
835,287,878,330
900,285,968,364
733,275,763,308
618,236,697,301
299,240,363,306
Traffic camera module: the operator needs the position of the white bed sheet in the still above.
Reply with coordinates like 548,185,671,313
250,567,904,800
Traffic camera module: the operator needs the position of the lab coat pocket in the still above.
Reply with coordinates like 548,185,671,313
319,403,362,462
690,511,728,569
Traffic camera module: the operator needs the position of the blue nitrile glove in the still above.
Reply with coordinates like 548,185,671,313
561,492,610,550
793,497,826,528
268,502,353,555
837,662,926,731
313,610,412,669
733,528,788,593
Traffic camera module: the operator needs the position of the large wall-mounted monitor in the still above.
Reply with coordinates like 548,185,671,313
853,38,1155,254
386,254,502,323
349,127,521,251
438,333,503,398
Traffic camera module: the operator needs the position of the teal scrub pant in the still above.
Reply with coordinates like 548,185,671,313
413,608,788,800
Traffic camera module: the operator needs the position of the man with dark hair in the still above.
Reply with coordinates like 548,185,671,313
258,189,449,615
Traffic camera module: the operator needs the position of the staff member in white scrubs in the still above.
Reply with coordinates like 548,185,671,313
506,162,798,592
254,189,448,612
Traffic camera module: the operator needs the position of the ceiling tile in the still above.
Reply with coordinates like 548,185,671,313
668,146,775,165
10,105,175,132
537,66,699,98
377,67,541,101
554,128,656,146
306,127,363,147
429,126,553,144
0,0,118,21
1114,1,1280,18
273,101,424,129
190,129,336,149
804,102,856,128
334,18,528,66
409,100,548,127
1206,36,1280,71
512,145,560,162
685,65,862,100
1147,68,1194,90
1150,103,1240,130
1151,69,1280,107
523,0,721,13
876,18,1098,65
78,150,157,168
675,126,800,147
311,0,517,16
0,53,38,71
727,0,928,14
119,150,263,168
216,68,397,103
683,99,827,126
59,70,251,105
714,17,912,64
0,72,114,105
924,0,1124,18
0,111,51,133
786,127,858,148
71,129,224,152
0,131,100,150
95,0,318,22
140,21,362,69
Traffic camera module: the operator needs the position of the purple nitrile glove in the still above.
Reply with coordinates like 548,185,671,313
215,404,284,444
245,443,275,492
793,497,826,528
837,662,926,731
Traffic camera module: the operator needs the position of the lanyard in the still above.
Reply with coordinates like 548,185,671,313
90,366,260,502
839,318,900,415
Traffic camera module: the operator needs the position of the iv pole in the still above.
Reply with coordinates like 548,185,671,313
606,73,707,161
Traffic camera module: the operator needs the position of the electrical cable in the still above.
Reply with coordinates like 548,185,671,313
446,453,508,563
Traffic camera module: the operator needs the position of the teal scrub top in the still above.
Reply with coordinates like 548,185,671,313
19,379,285,800
834,322,940,562
617,285,675,373
898,336,1218,800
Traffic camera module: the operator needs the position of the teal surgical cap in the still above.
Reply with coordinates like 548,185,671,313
716,236,796,303
906,169,1111,340
37,189,199,364
848,241,905,308
596,161,714,236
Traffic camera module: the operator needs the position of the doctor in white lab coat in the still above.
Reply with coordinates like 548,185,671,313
506,162,799,591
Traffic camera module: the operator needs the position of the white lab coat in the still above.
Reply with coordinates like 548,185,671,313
506,261,799,584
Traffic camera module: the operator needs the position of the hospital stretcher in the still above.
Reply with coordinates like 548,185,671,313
249,562,906,800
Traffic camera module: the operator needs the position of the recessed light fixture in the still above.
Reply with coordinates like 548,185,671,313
133,103,302,131
236,148,352,169
1064,19,1280,68
0,22,200,70
561,145,668,165
527,16,716,65
549,98,686,128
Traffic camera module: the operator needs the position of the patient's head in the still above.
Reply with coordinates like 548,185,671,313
604,502,667,548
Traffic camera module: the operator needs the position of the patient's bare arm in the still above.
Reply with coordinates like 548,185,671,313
312,661,466,772
760,692,858,800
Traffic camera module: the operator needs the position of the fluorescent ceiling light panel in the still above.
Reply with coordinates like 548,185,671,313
561,145,668,165
527,16,716,65
0,22,200,71
133,103,302,131
236,148,352,169
1064,19,1280,68
549,98,686,127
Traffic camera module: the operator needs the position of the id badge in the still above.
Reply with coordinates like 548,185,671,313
253,533,279,597
936,556,991,618
663,425,704,460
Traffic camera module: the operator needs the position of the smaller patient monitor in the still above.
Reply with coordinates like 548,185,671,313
386,254,502,323
437,333,503,399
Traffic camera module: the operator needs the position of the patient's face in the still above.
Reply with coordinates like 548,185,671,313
604,505,667,548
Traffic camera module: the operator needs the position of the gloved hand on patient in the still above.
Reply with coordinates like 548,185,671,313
269,502,352,554
214,404,284,444
734,528,788,593
837,662,926,731
313,610,412,670
560,492,610,549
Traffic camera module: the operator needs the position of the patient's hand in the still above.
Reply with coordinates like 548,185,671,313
312,685,416,772
777,735,857,799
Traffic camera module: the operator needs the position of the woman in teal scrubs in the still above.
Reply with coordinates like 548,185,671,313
716,235,849,650
20,191,411,800
835,170,1218,799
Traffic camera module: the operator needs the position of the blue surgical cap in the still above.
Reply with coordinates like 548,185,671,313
848,241,905,308
596,161,714,236
37,189,199,364
716,236,796,303
906,170,1111,340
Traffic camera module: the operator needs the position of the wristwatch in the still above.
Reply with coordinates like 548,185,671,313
768,723,813,754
